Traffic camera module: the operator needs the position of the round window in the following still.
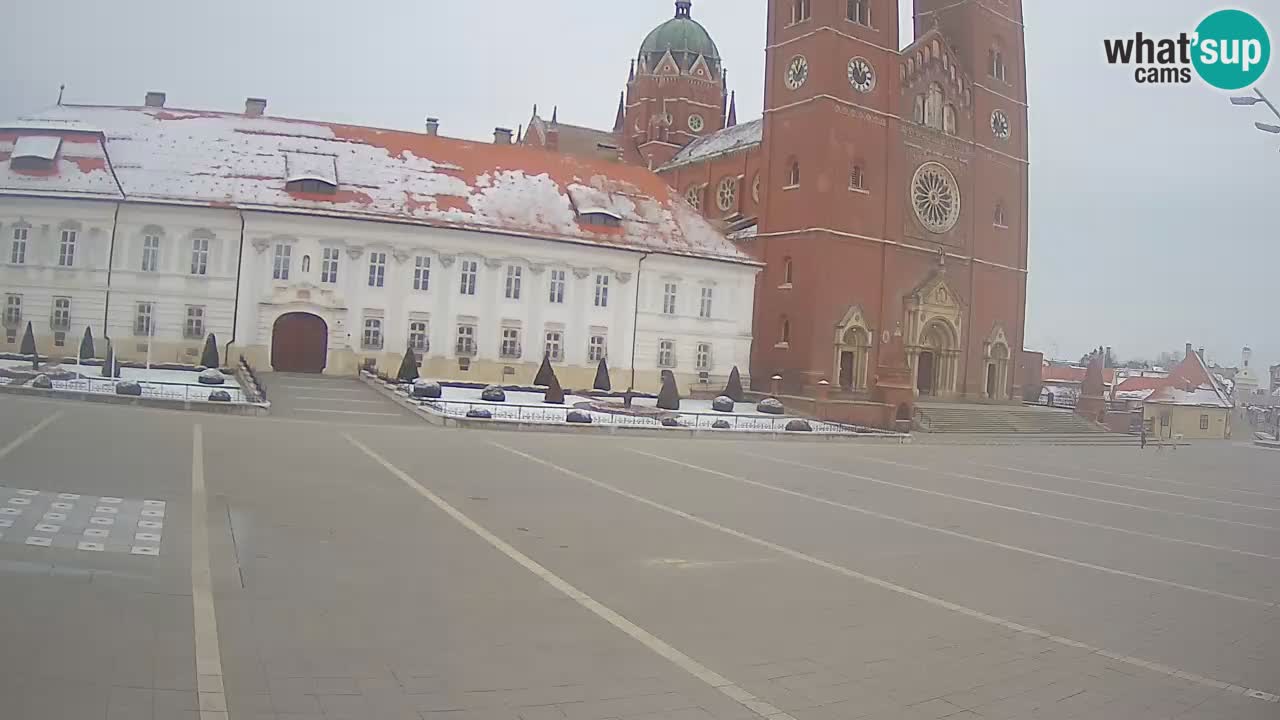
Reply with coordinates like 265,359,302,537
685,186,702,211
716,177,737,212
688,114,705,133
911,162,961,234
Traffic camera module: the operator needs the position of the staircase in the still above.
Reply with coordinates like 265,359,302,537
914,402,1110,434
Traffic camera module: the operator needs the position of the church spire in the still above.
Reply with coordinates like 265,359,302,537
726,91,737,128
675,0,691,19
613,92,626,133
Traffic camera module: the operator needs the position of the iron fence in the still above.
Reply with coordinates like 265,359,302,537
51,377,246,403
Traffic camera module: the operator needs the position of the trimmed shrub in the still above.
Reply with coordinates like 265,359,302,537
712,396,735,413
19,322,36,368
208,390,232,402
200,334,220,369
660,417,682,428
198,368,226,386
79,326,95,360
544,371,565,404
481,385,506,402
31,374,52,390
657,371,680,411
593,357,612,392
466,408,493,419
533,354,555,386
785,419,813,432
712,419,731,430
396,346,420,383
757,398,785,415
412,380,442,399
116,380,143,397
723,366,745,402
566,410,593,424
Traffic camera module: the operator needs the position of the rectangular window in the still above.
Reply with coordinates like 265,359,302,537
11,227,28,265
588,334,607,363
272,244,291,280
50,297,71,332
456,324,477,356
1160,413,1170,428
549,269,566,303
362,318,383,349
185,305,205,339
414,256,431,291
594,274,609,308
791,0,810,23
699,287,713,319
500,327,522,358
696,342,712,372
3,294,21,328
134,302,154,337
849,166,865,190
459,260,477,296
1200,414,1210,431
321,248,340,284
505,265,522,300
658,339,676,368
190,237,209,275
141,234,160,272
846,0,870,25
408,321,430,354
544,330,564,362
59,229,77,267
663,283,678,315
368,252,386,288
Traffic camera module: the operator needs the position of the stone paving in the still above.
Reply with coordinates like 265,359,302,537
0,387,1276,719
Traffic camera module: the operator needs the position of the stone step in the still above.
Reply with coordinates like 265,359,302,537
915,404,1109,434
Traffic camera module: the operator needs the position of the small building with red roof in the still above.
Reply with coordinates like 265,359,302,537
1138,345,1234,440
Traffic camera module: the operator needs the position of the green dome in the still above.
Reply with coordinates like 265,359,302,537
639,2,721,74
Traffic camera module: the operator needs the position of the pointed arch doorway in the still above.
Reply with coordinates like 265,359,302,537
271,312,328,373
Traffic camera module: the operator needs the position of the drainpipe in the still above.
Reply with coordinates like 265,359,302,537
223,210,246,366
101,202,121,338
628,252,651,391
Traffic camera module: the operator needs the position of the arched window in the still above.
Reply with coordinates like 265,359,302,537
925,83,944,129
783,257,794,285
301,255,311,273
786,159,800,188
989,45,1007,82
849,165,864,190
943,104,957,135
780,316,791,344
913,95,925,125
994,204,1007,227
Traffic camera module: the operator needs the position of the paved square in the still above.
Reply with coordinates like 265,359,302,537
0,485,164,556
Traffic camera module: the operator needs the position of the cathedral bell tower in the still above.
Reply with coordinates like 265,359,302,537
622,1,728,168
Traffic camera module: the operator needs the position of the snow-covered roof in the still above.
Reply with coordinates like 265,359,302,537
661,118,762,170
1143,350,1234,408
0,104,755,265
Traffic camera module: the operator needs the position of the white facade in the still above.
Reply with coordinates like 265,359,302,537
1,197,756,391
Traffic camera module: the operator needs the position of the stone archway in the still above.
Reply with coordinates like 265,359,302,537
913,319,959,397
832,305,872,393
271,312,328,373
982,326,1011,401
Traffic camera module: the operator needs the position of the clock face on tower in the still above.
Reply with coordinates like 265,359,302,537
847,57,875,93
785,55,809,90
991,110,1011,140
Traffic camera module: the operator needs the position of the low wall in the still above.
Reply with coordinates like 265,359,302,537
0,383,270,416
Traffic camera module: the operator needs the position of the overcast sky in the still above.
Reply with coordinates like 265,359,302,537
2,1,1275,374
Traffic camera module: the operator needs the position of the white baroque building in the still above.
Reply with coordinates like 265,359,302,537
0,96,759,392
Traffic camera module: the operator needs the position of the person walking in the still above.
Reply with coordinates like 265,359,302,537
1140,423,1147,449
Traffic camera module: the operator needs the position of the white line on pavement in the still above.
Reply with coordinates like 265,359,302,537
630,449,1274,607
344,434,798,720
190,425,228,719
294,408,401,416
854,455,1280,532
1035,462,1280,501
734,452,1280,562
978,463,1280,513
0,411,62,461
493,443,1279,705
279,385,364,392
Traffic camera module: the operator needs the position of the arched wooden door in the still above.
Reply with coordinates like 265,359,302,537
271,313,328,373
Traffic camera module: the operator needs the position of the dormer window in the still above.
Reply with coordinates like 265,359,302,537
10,136,61,172
285,178,336,194
283,152,338,195
579,212,622,228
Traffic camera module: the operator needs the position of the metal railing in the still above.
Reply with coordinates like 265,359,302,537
50,377,245,403
405,394,892,435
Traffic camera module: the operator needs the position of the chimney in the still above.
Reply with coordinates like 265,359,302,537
1198,347,1205,361
1185,343,1194,358
493,127,513,145
144,91,166,108
245,97,267,117
424,117,440,136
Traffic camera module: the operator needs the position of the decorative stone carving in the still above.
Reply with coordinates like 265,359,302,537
392,249,411,263
615,271,633,284
251,239,271,254
528,263,547,275
573,267,591,279
438,254,457,268
484,258,504,269
345,245,365,260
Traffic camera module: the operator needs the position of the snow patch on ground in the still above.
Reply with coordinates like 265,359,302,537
0,360,245,403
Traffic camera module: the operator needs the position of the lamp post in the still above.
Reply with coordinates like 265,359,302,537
1229,88,1280,136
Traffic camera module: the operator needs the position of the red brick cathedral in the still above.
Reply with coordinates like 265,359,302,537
524,0,1029,411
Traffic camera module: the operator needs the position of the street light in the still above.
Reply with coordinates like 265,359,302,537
1254,121,1280,134
1230,95,1263,106
1230,88,1280,146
